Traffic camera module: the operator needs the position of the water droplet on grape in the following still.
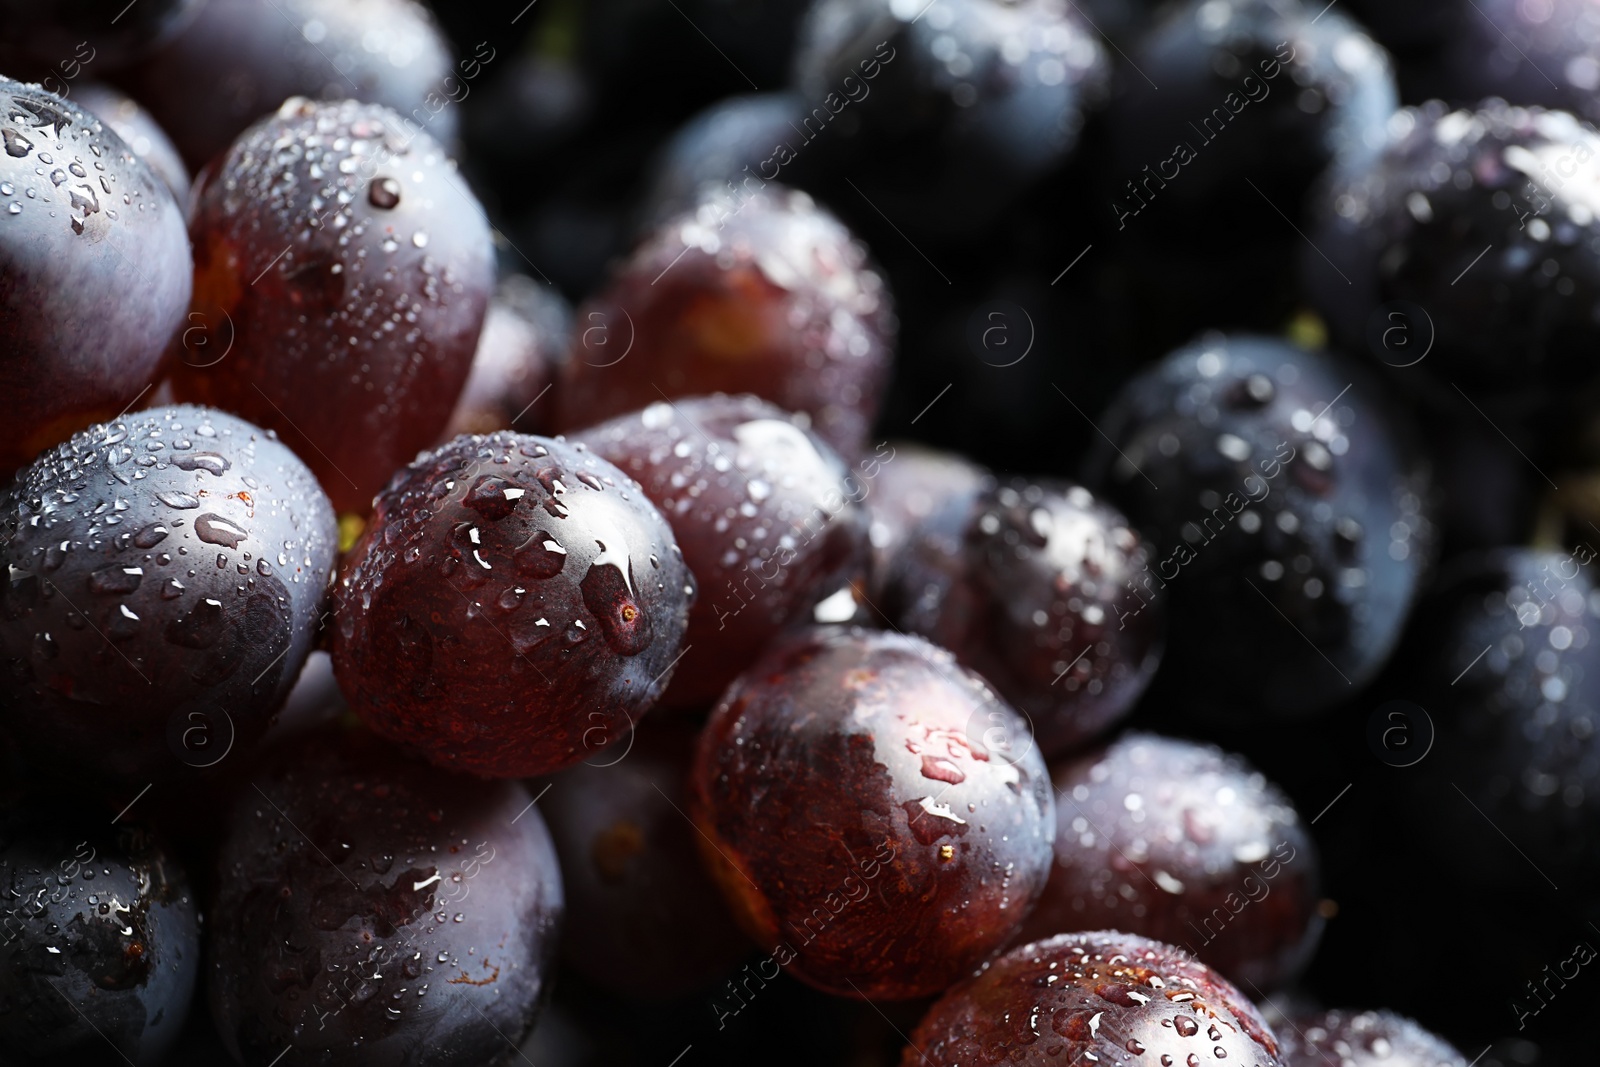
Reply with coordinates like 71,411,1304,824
195,514,249,549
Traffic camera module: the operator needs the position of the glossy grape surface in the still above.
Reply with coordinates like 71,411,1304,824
1018,733,1322,989
207,728,564,1066
0,811,200,1066
905,931,1285,1067
115,0,459,172
170,98,493,513
886,480,1164,756
579,394,871,709
554,185,894,459
0,406,337,782
688,626,1054,1000
0,77,192,474
332,433,694,778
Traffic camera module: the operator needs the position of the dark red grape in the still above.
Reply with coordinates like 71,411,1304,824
687,626,1054,1000
441,273,571,441
72,82,190,203
540,718,751,999
862,442,988,598
0,809,200,1065
113,0,459,172
553,184,895,459
169,98,494,513
331,432,694,778
1017,733,1323,990
885,480,1164,756
577,395,872,710
0,76,191,473
207,727,563,1065
0,0,202,77
905,931,1285,1066
1280,1009,1468,1066
1083,334,1437,716
0,406,338,783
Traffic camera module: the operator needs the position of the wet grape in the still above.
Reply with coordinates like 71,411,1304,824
884,480,1165,756
1083,334,1436,715
331,432,694,778
1018,733,1322,990
0,77,191,474
0,406,338,783
688,626,1054,1000
905,930,1285,1067
169,97,494,513
207,727,563,1065
0,808,200,1066
553,184,895,459
578,395,872,710
1280,1009,1468,1066
113,0,458,172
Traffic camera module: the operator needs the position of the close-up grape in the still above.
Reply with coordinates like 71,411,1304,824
0,76,191,472
0,1,1585,1064
331,432,694,779
0,808,200,1065
169,97,494,515
0,405,337,784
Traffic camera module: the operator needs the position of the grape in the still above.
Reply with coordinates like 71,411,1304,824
207,728,564,1065
0,77,191,474
0,406,337,783
169,98,494,514
331,432,694,778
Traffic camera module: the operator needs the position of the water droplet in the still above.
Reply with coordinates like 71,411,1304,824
3,128,32,157
132,522,169,548
368,177,401,208
514,535,566,579
412,231,429,248
1175,1017,1199,1038
903,796,969,844
87,564,143,596
155,491,200,510
171,452,231,477
919,754,966,785
464,475,520,520
194,513,248,549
